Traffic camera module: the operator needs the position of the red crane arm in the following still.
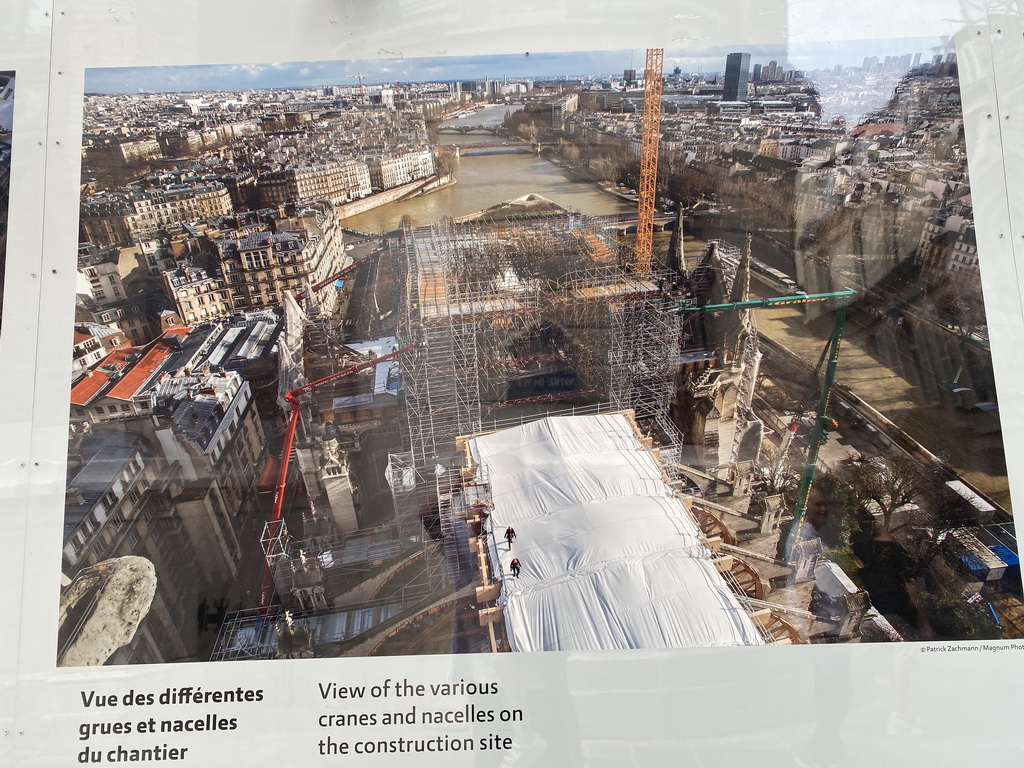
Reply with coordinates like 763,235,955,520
258,343,415,610
296,250,381,301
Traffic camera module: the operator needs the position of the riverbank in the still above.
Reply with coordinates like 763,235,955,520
342,141,630,232
546,156,640,204
752,284,1010,511
336,173,454,220
596,180,640,204
459,146,533,157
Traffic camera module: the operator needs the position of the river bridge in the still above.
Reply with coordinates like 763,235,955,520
436,125,502,135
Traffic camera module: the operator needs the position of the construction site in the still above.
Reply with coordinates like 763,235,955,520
211,178,869,661
205,48,877,661
203,47,1023,662
219,203,659,650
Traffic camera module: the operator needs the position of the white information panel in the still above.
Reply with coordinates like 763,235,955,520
4,1,1024,766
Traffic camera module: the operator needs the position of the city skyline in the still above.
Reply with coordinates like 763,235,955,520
85,36,953,94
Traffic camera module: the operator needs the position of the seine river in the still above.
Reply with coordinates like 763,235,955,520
342,105,631,233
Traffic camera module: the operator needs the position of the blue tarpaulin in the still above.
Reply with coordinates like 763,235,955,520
991,544,1019,567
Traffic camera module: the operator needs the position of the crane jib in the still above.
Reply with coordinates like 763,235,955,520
257,344,415,612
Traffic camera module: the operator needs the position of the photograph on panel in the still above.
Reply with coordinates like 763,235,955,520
60,41,1021,665
0,71,13,332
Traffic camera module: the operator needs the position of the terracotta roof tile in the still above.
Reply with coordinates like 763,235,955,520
70,346,141,406
106,342,175,400
70,327,195,407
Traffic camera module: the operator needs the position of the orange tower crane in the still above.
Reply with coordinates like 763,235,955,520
632,47,664,274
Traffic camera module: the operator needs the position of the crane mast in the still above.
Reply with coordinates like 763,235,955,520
678,288,856,559
633,48,664,274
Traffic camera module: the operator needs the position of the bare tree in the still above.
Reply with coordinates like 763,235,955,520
897,482,985,638
839,454,930,539
931,272,986,341
896,480,981,573
517,123,540,144
560,142,582,167
751,445,801,502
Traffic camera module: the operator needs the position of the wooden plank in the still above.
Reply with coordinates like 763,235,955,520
478,606,504,626
476,583,500,602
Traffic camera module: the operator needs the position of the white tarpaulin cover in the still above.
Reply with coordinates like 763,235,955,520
470,413,764,651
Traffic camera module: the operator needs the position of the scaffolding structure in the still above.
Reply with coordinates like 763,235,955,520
213,299,443,661
210,598,410,661
389,211,686,592
212,518,434,661
215,209,690,662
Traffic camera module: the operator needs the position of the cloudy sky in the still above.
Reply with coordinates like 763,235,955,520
85,37,953,94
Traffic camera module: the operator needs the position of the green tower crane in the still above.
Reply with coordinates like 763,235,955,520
676,287,857,558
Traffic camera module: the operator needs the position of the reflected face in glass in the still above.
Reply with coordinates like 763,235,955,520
806,487,830,531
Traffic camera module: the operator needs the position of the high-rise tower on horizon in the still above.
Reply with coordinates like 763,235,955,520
723,52,751,101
